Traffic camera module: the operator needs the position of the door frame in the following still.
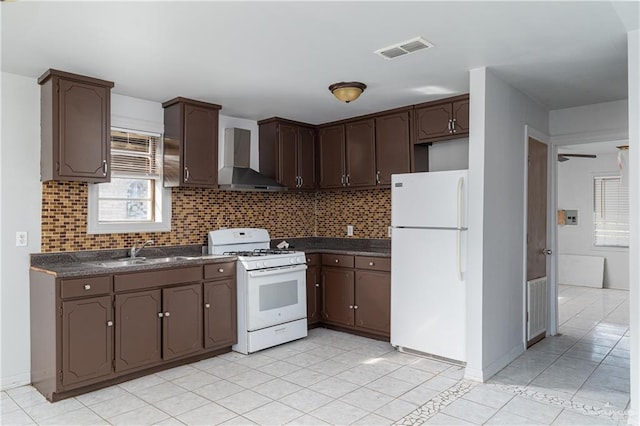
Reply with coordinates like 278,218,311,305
522,126,558,350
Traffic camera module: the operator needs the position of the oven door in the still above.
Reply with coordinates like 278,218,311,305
246,264,307,331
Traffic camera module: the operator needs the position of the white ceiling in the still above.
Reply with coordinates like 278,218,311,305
1,1,638,124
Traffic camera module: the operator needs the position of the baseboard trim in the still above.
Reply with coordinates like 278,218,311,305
463,343,524,382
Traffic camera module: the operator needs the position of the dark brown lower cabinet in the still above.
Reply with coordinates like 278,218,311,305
354,270,391,336
316,255,391,339
114,290,162,372
321,267,355,326
61,296,113,386
204,279,237,349
31,262,236,402
162,284,203,360
306,264,322,325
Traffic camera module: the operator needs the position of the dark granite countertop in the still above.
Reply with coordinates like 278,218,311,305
31,245,236,278
272,237,391,258
31,238,390,278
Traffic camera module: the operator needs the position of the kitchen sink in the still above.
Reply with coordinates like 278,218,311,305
144,256,193,263
87,258,149,268
86,256,198,268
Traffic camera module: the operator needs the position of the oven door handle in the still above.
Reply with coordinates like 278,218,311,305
247,264,307,277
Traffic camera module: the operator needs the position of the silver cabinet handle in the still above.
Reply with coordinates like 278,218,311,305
451,118,457,133
164,312,170,317
448,119,453,133
107,321,113,327
84,284,91,290
354,305,358,310
340,175,345,186
349,305,354,309
299,176,303,187
368,262,374,266
158,312,164,318
335,259,339,263
184,167,190,182
346,174,350,186
102,160,108,176
307,258,311,263
376,171,381,184
205,303,211,308
218,268,224,273
315,283,320,287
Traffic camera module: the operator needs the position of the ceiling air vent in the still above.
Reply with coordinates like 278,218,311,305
375,37,434,60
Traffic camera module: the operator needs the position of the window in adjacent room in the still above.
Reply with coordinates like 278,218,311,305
88,129,171,234
593,175,628,247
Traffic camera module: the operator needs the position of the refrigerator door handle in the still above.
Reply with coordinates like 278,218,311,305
457,176,463,229
456,229,463,282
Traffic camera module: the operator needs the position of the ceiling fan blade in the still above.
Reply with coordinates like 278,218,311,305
558,153,597,158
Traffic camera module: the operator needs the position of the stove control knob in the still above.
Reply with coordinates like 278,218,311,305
290,258,296,264
297,256,304,264
262,260,269,268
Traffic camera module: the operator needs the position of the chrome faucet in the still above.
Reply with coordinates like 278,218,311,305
130,240,154,258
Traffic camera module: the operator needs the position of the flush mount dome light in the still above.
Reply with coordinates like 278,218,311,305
328,82,367,103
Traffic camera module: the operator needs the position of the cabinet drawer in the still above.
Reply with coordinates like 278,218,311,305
322,254,354,268
114,266,201,292
204,262,236,280
355,256,391,272
305,254,320,266
61,276,112,299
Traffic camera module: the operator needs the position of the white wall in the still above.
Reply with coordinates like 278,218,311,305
557,153,629,289
627,28,639,426
549,99,628,144
465,67,549,381
0,72,42,389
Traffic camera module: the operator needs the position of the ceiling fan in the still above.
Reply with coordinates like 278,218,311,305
557,153,597,162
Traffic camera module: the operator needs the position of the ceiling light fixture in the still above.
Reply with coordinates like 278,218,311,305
328,82,367,103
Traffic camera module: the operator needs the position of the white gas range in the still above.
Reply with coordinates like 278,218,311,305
208,228,308,354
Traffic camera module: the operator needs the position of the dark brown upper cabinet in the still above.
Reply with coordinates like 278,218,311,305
163,97,221,188
374,110,411,185
318,120,377,189
415,95,469,143
345,119,376,187
258,118,316,190
317,124,346,189
38,69,114,183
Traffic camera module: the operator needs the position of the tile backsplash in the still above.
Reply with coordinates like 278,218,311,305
41,182,391,252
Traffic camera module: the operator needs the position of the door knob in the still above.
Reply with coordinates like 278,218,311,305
541,248,552,255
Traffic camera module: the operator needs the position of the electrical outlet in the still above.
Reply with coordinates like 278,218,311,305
16,231,28,247
388,226,392,237
347,225,354,237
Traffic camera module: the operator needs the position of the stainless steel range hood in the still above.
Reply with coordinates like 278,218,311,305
218,128,287,192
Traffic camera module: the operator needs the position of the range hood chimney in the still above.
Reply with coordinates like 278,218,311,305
218,128,287,192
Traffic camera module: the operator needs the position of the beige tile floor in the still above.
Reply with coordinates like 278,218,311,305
1,285,630,425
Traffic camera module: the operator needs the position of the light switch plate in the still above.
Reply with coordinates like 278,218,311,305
388,226,392,237
347,225,354,236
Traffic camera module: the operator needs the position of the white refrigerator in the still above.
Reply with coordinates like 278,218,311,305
391,170,468,363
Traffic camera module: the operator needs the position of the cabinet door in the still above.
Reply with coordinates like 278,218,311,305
345,119,376,187
452,100,470,135
318,125,346,189
183,104,218,187
58,79,110,182
321,267,354,326
415,103,452,141
297,127,316,190
204,279,237,349
61,296,112,386
114,290,162,372
306,265,322,324
375,111,411,185
354,270,391,336
278,123,299,189
162,284,203,360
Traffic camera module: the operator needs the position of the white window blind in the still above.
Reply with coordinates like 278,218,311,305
593,176,629,247
110,130,161,177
